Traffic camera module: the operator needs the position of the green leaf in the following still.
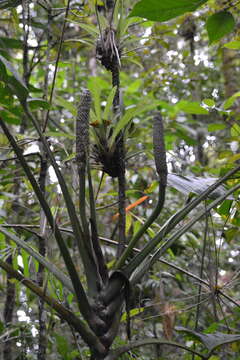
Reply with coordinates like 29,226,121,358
176,100,209,115
0,83,13,106
54,333,70,358
217,199,232,216
129,0,208,22
27,98,50,110
55,95,77,116
21,248,30,278
227,153,240,163
103,86,117,121
0,37,23,49
63,152,76,162
206,11,235,44
203,98,215,107
77,22,99,37
231,123,240,137
126,79,142,93
88,79,102,122
45,131,75,140
0,109,21,125
208,123,226,132
125,212,132,235
223,40,240,49
0,226,74,293
0,55,28,101
223,91,240,109
90,109,99,124
109,102,158,147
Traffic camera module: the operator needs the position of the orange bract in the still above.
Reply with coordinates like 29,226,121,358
112,195,149,220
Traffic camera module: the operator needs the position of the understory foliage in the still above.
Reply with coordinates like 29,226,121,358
0,0,240,359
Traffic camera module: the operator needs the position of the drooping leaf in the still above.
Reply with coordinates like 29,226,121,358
27,98,50,110
167,173,234,200
0,108,21,125
0,37,23,49
0,83,13,106
129,0,208,22
206,11,235,44
176,327,240,352
0,54,28,101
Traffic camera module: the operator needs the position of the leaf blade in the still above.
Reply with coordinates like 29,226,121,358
206,11,235,44
129,0,208,22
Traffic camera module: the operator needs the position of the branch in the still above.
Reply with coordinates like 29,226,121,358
43,0,71,131
0,226,74,293
0,117,98,329
105,338,207,360
1,223,211,290
20,105,99,299
0,259,106,355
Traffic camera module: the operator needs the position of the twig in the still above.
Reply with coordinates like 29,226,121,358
43,0,71,132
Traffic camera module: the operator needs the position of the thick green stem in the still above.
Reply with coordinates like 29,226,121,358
116,112,167,268
115,182,165,268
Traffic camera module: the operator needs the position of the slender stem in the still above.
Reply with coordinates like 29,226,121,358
37,147,48,360
116,147,126,257
22,104,98,294
0,259,106,356
43,0,71,132
192,210,208,360
0,117,98,328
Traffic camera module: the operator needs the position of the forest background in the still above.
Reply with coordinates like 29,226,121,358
0,0,240,359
